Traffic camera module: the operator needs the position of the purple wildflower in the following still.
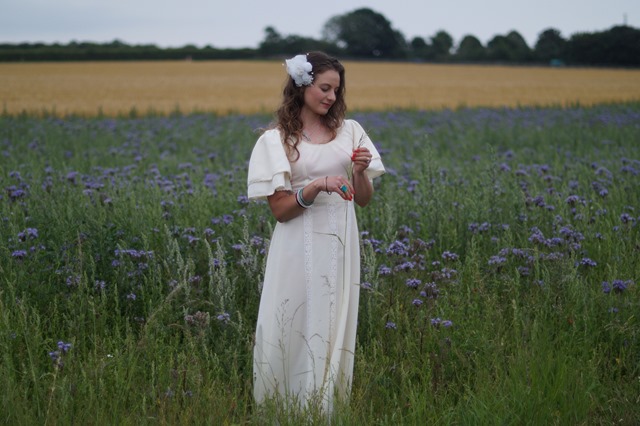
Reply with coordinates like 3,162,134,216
542,252,564,261
612,280,630,293
66,275,81,287
11,250,27,260
430,318,453,328
378,265,392,276
385,321,397,330
565,195,581,205
511,248,527,258
49,341,72,369
528,227,546,245
394,261,416,272
386,240,409,256
405,278,421,288
9,188,27,201
412,298,423,307
441,251,459,261
66,171,79,183
250,235,264,246
488,255,507,265
186,235,200,245
361,282,373,291
17,228,39,241
422,282,439,299
620,213,635,224
57,341,72,353
216,312,231,324
579,258,597,267
532,195,546,207
114,249,153,260
435,267,457,281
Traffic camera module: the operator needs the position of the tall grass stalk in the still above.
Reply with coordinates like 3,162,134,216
1,104,639,424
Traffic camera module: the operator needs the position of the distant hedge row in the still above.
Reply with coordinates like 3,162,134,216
2,21,639,67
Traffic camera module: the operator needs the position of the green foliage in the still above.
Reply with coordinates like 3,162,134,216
566,25,640,66
1,8,639,66
322,8,408,59
1,104,639,424
534,28,567,63
487,31,532,63
456,35,486,62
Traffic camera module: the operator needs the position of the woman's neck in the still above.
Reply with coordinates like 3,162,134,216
300,108,323,129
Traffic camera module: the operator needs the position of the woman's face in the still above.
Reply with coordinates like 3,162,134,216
302,69,340,116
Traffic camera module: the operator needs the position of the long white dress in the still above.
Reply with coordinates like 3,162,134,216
247,119,385,412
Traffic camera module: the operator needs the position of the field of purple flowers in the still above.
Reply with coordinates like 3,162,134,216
1,104,639,424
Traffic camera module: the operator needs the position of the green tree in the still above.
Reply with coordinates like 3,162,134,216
505,30,532,62
430,30,454,61
486,35,510,61
487,30,531,62
566,25,640,66
322,8,407,58
258,26,283,56
409,36,431,60
534,28,566,63
455,34,485,61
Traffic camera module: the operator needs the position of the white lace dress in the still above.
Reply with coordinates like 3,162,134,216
247,119,385,412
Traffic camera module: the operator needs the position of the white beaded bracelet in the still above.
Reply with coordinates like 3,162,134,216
296,188,313,208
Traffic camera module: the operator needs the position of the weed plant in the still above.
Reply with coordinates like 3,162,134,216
1,104,639,424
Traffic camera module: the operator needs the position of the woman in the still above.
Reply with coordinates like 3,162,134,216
247,52,385,413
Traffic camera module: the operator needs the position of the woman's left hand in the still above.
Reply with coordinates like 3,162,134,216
351,147,373,174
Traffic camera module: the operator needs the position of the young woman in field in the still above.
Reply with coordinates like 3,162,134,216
247,51,385,413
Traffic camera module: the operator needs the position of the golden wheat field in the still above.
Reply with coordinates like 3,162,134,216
1,60,640,116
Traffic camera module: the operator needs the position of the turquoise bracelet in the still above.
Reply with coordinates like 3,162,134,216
296,188,313,208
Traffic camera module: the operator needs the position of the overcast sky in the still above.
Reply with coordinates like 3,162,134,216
1,0,637,49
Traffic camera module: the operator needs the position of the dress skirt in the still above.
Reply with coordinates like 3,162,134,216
253,192,360,412
247,119,384,413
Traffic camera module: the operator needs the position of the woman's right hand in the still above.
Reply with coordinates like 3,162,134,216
324,175,354,201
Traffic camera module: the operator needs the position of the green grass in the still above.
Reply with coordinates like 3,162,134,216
1,104,639,424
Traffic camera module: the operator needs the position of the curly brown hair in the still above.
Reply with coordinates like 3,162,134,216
274,51,346,160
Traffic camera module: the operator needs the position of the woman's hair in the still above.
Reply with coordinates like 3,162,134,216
275,51,346,160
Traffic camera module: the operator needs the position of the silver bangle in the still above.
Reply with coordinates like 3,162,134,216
296,188,313,208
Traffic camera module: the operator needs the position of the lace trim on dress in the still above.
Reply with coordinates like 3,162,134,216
327,202,338,342
303,208,313,340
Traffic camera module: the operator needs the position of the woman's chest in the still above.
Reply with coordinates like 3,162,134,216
291,137,354,181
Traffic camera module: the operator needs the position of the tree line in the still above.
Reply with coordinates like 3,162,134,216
1,8,638,66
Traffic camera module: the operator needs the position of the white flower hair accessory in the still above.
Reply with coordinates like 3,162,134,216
285,54,313,87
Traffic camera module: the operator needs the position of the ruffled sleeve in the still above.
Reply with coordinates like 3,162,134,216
247,129,292,199
348,120,386,180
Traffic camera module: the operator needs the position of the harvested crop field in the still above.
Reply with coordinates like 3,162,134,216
1,60,640,116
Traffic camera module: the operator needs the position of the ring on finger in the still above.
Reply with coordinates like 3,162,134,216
340,184,348,193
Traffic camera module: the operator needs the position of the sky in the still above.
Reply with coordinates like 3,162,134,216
1,0,638,49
